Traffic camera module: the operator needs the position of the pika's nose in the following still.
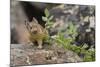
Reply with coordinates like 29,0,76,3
32,30,37,34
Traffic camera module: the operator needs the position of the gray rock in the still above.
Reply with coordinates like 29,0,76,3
11,43,82,66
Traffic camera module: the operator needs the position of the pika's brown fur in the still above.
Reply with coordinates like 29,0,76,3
25,17,48,49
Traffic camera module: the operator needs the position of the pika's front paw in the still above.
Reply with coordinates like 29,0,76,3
37,45,42,49
27,42,34,46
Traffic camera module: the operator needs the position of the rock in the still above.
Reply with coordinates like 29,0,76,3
89,16,95,28
11,43,82,66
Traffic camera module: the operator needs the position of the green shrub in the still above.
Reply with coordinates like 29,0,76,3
42,8,95,62
54,22,95,62
42,8,54,30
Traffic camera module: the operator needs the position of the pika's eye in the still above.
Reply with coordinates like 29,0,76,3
30,26,32,29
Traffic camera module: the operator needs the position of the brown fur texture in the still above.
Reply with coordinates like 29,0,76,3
25,17,48,49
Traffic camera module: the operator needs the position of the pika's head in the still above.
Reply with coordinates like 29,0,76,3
25,17,40,34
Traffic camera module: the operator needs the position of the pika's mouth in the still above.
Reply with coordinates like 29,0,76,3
32,31,37,34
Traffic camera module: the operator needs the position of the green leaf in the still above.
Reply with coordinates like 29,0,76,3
46,22,54,25
49,15,54,20
82,44,88,49
42,16,48,21
45,8,50,17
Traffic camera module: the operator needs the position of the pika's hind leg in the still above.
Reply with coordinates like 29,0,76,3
37,40,43,49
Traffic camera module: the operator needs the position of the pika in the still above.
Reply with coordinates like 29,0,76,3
25,17,48,49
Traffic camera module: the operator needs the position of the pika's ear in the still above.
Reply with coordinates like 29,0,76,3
32,17,38,23
25,20,31,31
25,20,29,27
